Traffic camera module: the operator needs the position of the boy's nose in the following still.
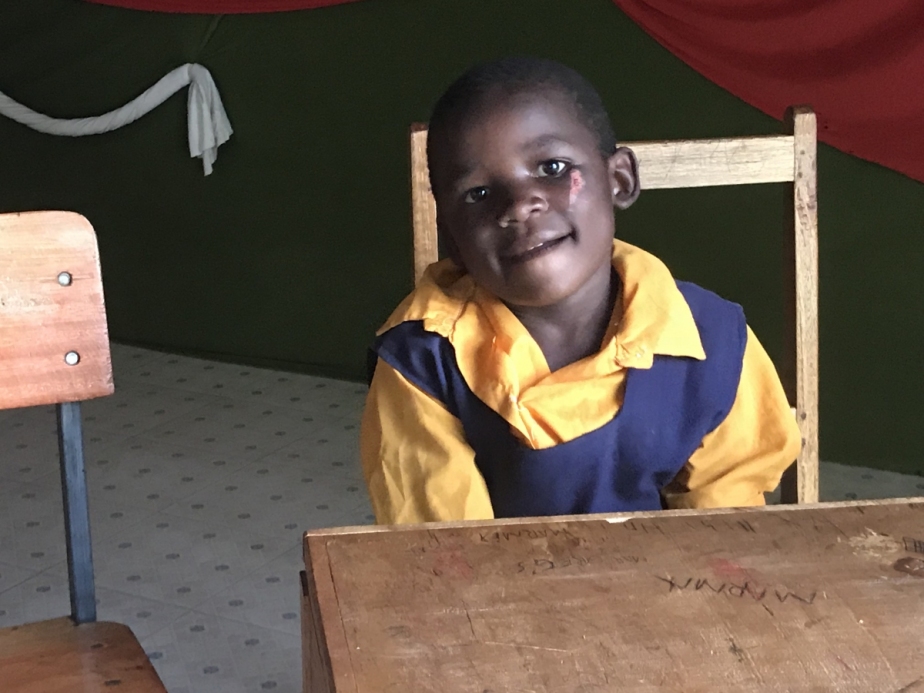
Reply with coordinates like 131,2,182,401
497,182,548,228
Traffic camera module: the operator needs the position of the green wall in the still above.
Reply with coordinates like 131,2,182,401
1,0,922,474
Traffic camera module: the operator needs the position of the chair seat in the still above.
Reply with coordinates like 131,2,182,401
0,617,167,693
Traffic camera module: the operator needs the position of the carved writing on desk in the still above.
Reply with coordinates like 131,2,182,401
477,527,580,544
611,517,761,535
655,575,819,606
516,553,642,576
689,517,758,534
903,536,924,555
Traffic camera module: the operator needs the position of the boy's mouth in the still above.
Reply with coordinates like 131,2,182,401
501,231,574,265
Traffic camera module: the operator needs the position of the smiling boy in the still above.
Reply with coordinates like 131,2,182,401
361,56,801,524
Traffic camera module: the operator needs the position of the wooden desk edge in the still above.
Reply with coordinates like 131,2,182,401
303,497,924,541
301,496,924,693
302,540,362,693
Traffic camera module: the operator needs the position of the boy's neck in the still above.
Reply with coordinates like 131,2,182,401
506,262,621,373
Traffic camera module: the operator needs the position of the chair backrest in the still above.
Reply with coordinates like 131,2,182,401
1,210,114,625
408,108,818,505
0,211,114,410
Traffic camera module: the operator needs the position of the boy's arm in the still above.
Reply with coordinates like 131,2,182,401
662,326,802,509
360,359,495,524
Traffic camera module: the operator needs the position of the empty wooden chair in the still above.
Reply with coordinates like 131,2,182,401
408,107,819,505
0,211,166,692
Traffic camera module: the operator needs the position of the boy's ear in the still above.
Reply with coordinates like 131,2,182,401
608,147,640,210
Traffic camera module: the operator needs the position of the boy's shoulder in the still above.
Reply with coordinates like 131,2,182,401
376,259,478,340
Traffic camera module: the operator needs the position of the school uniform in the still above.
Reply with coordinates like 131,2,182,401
361,240,801,524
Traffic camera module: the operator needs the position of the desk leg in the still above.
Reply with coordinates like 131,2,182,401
302,570,335,693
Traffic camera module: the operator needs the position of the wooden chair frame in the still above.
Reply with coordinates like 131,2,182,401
0,211,165,691
408,108,819,505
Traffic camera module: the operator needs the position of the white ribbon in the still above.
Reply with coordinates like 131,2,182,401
0,63,232,175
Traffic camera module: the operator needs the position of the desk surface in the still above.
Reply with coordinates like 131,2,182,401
302,500,924,693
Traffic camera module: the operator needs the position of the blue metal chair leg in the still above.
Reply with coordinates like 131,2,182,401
57,401,96,624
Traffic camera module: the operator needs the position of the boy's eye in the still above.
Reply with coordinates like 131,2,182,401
538,160,569,177
464,187,489,204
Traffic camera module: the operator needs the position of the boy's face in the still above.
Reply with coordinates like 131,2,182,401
430,88,638,308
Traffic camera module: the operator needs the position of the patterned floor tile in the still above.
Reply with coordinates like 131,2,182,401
0,478,70,571
84,436,251,513
0,569,189,644
158,456,363,542
140,610,302,693
195,546,305,637
137,399,310,464
89,512,295,611
81,381,225,436
108,343,167,374
821,462,924,502
0,564,70,627
0,561,40,600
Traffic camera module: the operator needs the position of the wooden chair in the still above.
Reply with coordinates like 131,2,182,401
408,108,819,505
0,212,167,692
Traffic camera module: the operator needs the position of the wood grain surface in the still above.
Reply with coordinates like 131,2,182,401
0,618,167,692
780,107,819,505
0,211,113,410
304,499,924,692
626,135,795,189
410,125,439,285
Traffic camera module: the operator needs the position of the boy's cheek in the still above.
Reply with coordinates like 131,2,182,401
569,169,586,206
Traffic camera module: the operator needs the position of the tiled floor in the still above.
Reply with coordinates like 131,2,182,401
1,343,923,692
0,343,371,693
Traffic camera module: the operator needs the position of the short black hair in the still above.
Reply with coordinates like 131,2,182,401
427,56,617,188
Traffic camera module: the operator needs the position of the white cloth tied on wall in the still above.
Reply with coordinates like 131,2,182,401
0,63,232,175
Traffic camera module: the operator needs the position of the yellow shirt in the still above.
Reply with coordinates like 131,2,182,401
362,240,801,524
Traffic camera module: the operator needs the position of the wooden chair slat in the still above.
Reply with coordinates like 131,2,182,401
410,125,439,284
625,135,795,189
780,107,820,504
0,211,113,411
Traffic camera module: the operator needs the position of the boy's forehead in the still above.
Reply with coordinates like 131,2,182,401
431,88,590,175
465,86,582,136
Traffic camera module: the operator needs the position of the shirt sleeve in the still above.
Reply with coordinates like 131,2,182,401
360,359,495,524
662,326,802,509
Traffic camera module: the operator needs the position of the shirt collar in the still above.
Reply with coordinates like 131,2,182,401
376,259,474,337
377,240,705,368
607,239,705,367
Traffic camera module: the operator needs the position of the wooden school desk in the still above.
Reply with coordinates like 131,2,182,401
301,499,924,692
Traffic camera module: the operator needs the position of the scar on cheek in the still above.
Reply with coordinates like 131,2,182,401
569,169,585,205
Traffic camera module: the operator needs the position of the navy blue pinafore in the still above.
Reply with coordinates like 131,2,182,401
372,281,746,517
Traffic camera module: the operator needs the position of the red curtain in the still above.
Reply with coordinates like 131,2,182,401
611,0,924,183
84,0,360,12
